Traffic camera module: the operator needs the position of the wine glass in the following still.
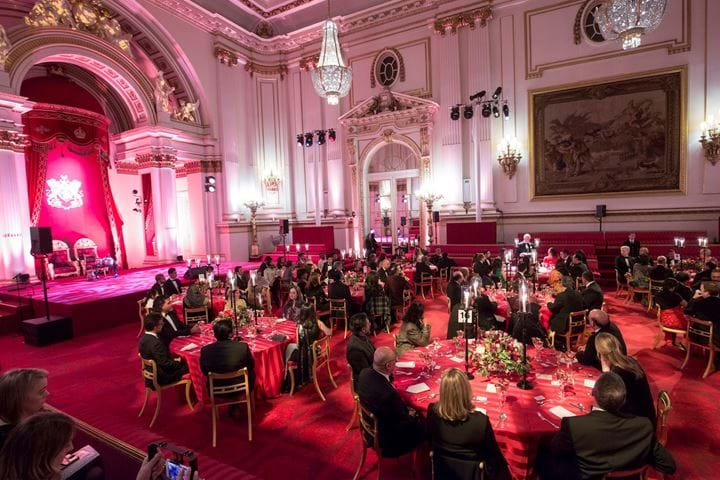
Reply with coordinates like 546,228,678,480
495,378,510,426
532,337,544,352
555,369,568,401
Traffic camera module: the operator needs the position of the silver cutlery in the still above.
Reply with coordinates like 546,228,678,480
537,412,559,429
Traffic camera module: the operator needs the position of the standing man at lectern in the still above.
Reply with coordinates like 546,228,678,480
516,233,536,258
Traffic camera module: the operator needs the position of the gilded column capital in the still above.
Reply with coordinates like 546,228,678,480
214,46,239,67
432,6,492,35
0,129,29,153
244,61,288,80
135,146,177,169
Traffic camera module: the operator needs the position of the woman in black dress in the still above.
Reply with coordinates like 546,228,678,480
595,333,656,425
285,305,331,387
428,368,511,480
305,272,329,311
283,286,305,322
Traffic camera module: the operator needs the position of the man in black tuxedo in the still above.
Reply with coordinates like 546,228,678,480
536,371,676,480
377,258,391,283
152,295,199,347
515,233,535,258
446,271,463,312
153,273,166,296
622,232,641,258
200,319,255,391
438,252,457,272
685,281,720,349
413,256,434,283
346,313,375,386
357,346,425,458
548,276,584,349
615,246,634,284
575,310,626,370
327,269,358,315
648,256,673,282
580,271,604,311
163,267,182,296
138,313,189,386
691,261,717,291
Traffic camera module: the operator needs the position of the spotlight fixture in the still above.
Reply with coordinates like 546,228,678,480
450,105,460,121
316,130,326,145
328,128,336,142
481,103,492,118
296,134,304,147
492,86,502,100
204,175,216,193
463,105,474,120
492,105,500,118
469,90,486,101
304,132,313,147
502,103,510,120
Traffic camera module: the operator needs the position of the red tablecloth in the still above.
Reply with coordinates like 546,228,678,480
394,341,600,479
170,318,296,402
171,295,226,321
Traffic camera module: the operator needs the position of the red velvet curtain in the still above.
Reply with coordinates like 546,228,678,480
23,104,127,268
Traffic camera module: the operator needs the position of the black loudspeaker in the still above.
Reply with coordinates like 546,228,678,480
22,316,73,346
595,205,607,219
280,219,290,235
400,216,407,226
432,211,440,223
383,217,391,227
176,255,184,262
30,227,53,255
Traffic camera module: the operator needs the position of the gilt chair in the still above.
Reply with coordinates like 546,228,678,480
329,298,349,338
681,317,718,378
208,368,253,446
137,356,194,428
556,310,588,352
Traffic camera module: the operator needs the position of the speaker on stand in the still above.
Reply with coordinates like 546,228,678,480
432,211,440,245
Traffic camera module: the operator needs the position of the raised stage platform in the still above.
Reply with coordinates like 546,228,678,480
0,261,260,338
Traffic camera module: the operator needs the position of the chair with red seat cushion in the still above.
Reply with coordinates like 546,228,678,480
46,240,80,279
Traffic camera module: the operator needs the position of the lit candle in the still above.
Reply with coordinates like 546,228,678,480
305,243,309,252
520,281,528,313
257,294,262,308
514,238,519,247
473,279,479,296
250,271,256,285
362,248,367,257
464,290,470,309
214,255,220,265
187,259,191,268
206,254,211,264
295,243,300,252
286,245,290,251
341,249,346,257
534,238,540,248
349,248,354,257
532,250,537,263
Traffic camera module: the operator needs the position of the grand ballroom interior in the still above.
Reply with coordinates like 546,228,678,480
0,0,719,479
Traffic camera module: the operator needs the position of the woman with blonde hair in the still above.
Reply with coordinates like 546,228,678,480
595,333,656,424
427,368,510,479
0,368,49,449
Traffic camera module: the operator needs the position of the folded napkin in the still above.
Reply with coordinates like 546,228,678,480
536,373,553,381
450,356,464,363
475,396,488,403
549,406,576,418
275,318,286,323
584,379,596,388
406,382,430,394
486,384,497,393
180,342,198,352
534,395,545,401
395,361,416,368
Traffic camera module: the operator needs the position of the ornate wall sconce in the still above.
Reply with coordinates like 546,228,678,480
244,200,265,259
497,137,522,179
263,170,281,191
700,115,720,165
416,186,443,246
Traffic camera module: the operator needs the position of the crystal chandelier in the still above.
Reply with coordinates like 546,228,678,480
311,1,352,105
595,0,667,50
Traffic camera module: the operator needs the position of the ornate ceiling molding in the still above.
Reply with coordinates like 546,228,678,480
214,46,239,67
135,146,178,169
176,159,223,177
244,61,288,79
298,53,319,72
432,6,493,35
339,90,439,136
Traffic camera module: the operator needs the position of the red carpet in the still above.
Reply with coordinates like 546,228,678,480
0,291,718,479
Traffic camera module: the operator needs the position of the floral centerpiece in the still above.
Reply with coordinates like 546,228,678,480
344,271,359,286
214,298,250,327
472,330,528,377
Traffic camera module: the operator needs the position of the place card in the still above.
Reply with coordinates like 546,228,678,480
534,395,546,401
549,406,576,419
475,396,488,403
584,379,596,388
450,356,464,363
551,380,561,386
396,361,416,368
275,318,286,323
536,373,553,381
180,342,198,352
486,384,497,393
406,382,430,394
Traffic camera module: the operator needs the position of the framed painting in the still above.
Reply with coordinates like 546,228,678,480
529,67,685,198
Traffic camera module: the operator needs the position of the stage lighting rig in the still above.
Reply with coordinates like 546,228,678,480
328,128,336,142
463,105,474,120
304,132,313,147
469,90,486,101
295,129,336,148
449,86,509,122
316,130,326,145
296,134,304,147
204,176,216,193
450,105,460,121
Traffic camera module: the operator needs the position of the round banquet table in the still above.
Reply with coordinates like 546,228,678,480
171,294,226,321
170,318,296,402
393,341,600,480
490,290,552,330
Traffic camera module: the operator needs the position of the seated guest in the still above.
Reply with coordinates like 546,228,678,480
596,333,656,424
543,247,559,267
296,269,309,295
548,276,584,350
580,271,604,311
163,267,182,295
152,295,199,347
0,411,76,480
285,305,332,388
281,260,294,284
568,254,589,279
712,268,720,284
559,249,573,272
614,246,634,285
386,266,411,307
575,310,626,370
328,269,354,306
257,256,272,276
143,284,162,310
473,254,492,278
537,372,675,480
305,272,329,311
674,271,693,302
685,281,720,349
629,254,651,288
357,347,425,458
0,368,49,449
654,278,688,347
430,248,443,266
414,255,434,283
138,313,189,386
183,282,210,308
233,266,249,291
396,302,431,356
438,252,458,272
649,256,673,282
548,267,565,289
365,288,392,333
428,368,511,480
446,271,463,312
623,232,641,258
510,302,547,345
474,292,503,331
283,286,305,322
346,313,376,386
317,253,328,275
200,319,255,391
691,261,717,290
153,273,166,295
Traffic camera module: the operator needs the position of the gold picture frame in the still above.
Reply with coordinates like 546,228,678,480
529,66,686,199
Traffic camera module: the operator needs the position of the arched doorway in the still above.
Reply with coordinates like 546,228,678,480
366,142,421,248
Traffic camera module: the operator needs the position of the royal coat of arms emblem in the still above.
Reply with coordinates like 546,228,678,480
46,174,84,210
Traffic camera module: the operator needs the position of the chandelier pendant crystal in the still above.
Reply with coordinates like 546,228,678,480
311,11,352,105
595,0,668,50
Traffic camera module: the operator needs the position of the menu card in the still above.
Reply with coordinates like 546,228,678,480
406,382,430,394
395,361,416,368
549,406,576,418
